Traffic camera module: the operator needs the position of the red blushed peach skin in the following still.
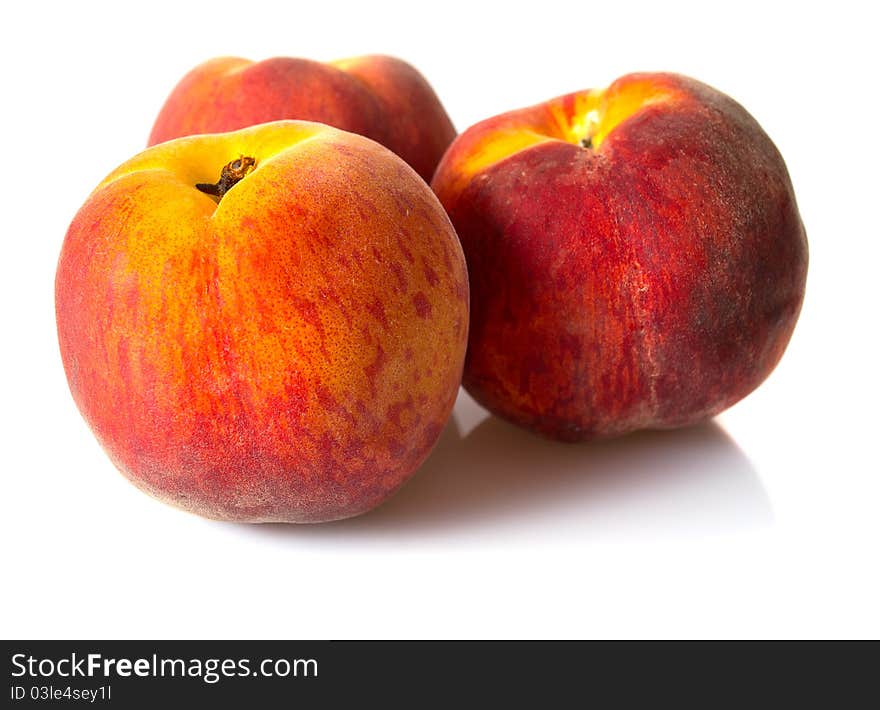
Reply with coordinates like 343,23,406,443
56,121,469,522
431,73,807,442
148,55,456,183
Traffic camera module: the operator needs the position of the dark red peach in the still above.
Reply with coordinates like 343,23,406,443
431,73,807,441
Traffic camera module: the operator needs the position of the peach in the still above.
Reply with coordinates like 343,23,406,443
56,121,469,522
149,55,456,182
432,73,807,441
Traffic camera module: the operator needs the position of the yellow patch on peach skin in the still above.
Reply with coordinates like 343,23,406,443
587,77,678,147
98,121,326,200
458,128,555,181
451,77,680,184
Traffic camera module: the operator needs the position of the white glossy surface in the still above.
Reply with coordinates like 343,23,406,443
1,0,877,639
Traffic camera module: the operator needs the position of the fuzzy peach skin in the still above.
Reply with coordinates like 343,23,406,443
432,73,807,442
56,121,469,522
148,55,456,183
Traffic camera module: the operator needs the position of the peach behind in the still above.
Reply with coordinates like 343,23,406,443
148,55,456,183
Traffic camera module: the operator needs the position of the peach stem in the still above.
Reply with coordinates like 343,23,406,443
196,156,256,200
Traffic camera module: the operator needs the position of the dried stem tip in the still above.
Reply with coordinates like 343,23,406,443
196,156,256,200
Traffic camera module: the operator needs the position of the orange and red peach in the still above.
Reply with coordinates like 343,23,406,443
432,72,808,441
55,121,469,522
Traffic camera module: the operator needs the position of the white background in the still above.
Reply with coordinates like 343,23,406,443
2,0,878,639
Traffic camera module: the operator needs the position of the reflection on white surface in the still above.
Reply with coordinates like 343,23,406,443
249,391,772,543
